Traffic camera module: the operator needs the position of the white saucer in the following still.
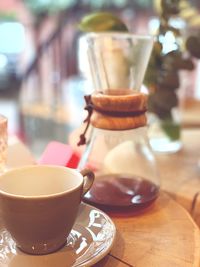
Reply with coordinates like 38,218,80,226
0,202,116,267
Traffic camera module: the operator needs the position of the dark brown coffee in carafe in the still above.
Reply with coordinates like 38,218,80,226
84,174,159,209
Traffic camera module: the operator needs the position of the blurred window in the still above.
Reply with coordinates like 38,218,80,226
0,22,25,54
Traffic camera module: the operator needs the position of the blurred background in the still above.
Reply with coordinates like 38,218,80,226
0,0,200,157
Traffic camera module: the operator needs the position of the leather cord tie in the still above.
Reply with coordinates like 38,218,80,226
77,95,93,146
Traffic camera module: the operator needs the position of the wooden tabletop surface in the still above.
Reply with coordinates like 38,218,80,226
157,129,200,223
95,192,200,267
182,99,200,128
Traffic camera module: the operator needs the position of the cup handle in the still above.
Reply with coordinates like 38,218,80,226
80,169,94,196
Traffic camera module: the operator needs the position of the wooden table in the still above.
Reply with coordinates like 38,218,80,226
6,134,200,267
95,192,200,267
182,99,200,128
156,129,200,225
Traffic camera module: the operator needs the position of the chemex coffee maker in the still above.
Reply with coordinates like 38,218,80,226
78,32,159,211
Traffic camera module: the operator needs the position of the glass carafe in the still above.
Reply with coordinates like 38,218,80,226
78,32,159,210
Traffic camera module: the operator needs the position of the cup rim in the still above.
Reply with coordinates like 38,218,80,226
0,165,83,199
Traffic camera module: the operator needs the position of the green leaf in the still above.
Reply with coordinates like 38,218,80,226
161,120,181,141
79,12,128,32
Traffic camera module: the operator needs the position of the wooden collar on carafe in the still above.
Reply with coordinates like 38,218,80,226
77,91,148,146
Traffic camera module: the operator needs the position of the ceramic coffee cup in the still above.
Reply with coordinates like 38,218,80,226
0,165,94,255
